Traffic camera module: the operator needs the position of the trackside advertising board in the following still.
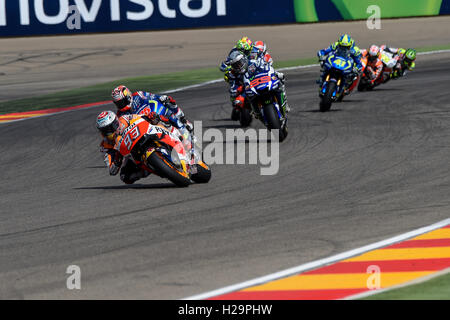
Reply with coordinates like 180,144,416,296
0,0,295,36
0,0,449,37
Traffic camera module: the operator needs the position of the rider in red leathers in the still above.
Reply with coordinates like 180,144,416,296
361,45,384,89
96,110,172,184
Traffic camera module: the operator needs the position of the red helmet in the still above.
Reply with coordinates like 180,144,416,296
111,85,132,111
254,41,267,54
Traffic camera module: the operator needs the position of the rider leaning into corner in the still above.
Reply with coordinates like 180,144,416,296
380,45,417,82
220,37,287,119
96,109,187,185
361,45,384,88
111,85,193,139
317,34,363,94
96,85,194,185
96,111,150,184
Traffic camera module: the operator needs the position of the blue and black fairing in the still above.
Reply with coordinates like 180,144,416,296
244,60,284,124
320,47,354,98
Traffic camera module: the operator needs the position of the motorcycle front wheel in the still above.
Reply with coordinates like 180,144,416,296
319,81,335,112
147,152,191,187
263,103,286,142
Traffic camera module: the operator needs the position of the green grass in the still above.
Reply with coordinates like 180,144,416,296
361,271,450,300
0,57,317,115
417,43,450,53
0,67,221,115
0,44,448,115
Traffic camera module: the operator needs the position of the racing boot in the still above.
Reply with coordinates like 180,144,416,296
120,160,150,184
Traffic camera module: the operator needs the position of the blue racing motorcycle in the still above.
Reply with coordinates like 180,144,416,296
319,48,355,112
243,59,288,142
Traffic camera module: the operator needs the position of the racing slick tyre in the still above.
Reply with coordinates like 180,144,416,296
191,162,212,183
231,108,240,121
319,81,335,112
358,79,371,92
239,108,252,128
147,152,191,187
263,103,286,142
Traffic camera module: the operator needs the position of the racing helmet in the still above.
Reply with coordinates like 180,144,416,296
96,111,119,139
368,45,380,61
236,37,253,56
405,48,417,63
229,50,248,74
338,34,354,48
111,85,132,111
254,41,267,54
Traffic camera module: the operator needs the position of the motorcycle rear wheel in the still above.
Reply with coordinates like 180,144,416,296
231,108,240,121
239,108,252,127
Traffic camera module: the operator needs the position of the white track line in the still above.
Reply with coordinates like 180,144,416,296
417,49,450,55
163,64,318,94
183,217,450,300
1,48,449,126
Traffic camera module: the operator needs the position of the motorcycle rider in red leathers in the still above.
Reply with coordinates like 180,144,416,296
361,45,384,89
96,110,175,185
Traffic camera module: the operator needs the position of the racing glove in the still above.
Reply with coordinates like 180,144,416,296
104,152,121,176
220,61,231,72
181,117,194,132
145,111,161,125
276,72,285,82
159,95,170,104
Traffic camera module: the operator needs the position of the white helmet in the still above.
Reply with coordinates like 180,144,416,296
96,111,119,137
368,45,380,60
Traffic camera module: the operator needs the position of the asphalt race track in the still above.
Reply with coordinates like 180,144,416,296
1,52,450,299
2,16,450,102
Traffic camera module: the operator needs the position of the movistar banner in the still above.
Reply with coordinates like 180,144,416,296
0,0,449,37
0,0,295,37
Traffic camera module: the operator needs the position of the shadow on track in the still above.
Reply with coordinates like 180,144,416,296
304,109,342,113
74,183,177,190
212,118,235,122
203,124,242,129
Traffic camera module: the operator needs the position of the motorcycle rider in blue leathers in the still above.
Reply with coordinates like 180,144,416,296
220,37,288,119
106,85,194,184
111,85,193,136
317,34,363,93
226,50,289,120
